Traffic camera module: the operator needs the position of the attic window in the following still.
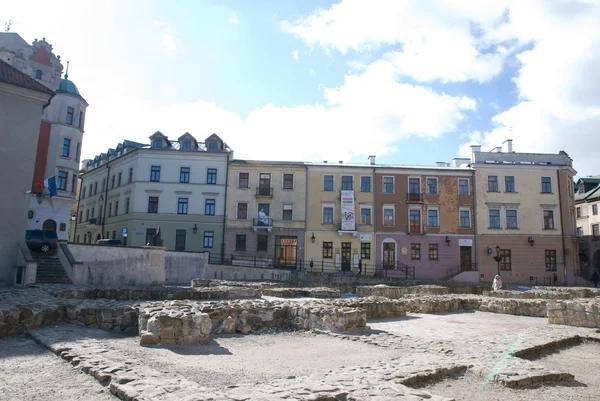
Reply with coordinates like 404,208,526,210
208,142,219,151
35,70,42,79
181,141,192,150
152,139,163,149
579,184,584,194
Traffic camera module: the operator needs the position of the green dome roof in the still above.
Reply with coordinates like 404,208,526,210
57,78,83,99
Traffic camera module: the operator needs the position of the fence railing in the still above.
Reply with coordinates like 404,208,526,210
406,192,424,202
255,187,273,197
445,262,477,280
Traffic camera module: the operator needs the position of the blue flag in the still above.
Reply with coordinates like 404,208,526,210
44,176,57,197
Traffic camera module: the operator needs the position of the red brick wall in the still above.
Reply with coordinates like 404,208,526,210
32,121,51,192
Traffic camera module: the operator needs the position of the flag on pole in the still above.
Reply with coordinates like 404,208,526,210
41,176,57,197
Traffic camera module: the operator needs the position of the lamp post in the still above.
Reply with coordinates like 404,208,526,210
493,245,501,276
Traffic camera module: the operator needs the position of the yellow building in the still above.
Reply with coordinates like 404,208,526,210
304,160,376,273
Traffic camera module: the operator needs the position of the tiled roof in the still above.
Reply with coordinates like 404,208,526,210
0,59,54,95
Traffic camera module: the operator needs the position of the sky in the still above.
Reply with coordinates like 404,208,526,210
2,0,600,176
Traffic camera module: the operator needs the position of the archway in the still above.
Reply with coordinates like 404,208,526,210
42,219,56,232
96,234,102,243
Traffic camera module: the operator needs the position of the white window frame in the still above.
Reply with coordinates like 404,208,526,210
408,205,422,233
282,173,294,190
487,175,499,192
237,172,250,189
505,209,519,229
383,205,395,226
322,203,335,225
458,178,470,196
282,203,293,221
541,176,553,193
426,206,439,228
340,175,354,191
408,176,421,193
504,175,516,192
359,205,372,225
323,174,334,191
459,207,471,228
542,208,556,230
488,208,501,229
426,177,438,195
360,175,371,193
382,176,394,194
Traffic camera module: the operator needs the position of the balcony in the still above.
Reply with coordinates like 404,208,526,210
255,186,273,197
252,217,273,231
406,192,424,203
88,218,102,226
576,213,589,219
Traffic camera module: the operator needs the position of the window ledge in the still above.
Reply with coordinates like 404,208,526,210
488,227,502,230
543,228,557,231
506,227,520,230
459,226,471,229
541,192,554,194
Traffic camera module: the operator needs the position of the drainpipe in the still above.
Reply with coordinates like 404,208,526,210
557,169,567,286
72,173,82,242
372,167,377,273
471,167,478,279
304,163,309,269
101,165,111,238
221,152,230,262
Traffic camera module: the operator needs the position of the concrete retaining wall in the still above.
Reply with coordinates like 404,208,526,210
164,251,207,285
203,263,293,282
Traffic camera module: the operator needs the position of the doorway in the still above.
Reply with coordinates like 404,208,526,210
341,242,352,271
175,229,186,251
275,236,297,268
460,246,472,271
42,219,57,232
383,243,395,269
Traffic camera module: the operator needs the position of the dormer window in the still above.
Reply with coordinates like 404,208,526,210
579,184,584,194
208,142,219,151
152,139,163,149
181,141,192,151
35,70,42,79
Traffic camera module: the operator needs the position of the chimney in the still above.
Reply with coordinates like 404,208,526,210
470,145,481,163
339,161,343,164
368,155,376,165
435,162,446,167
503,139,513,153
323,161,328,163
494,147,502,153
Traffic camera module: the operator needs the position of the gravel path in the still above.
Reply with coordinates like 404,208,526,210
0,336,116,401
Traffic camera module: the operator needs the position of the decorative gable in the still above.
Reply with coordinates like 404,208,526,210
178,132,198,151
149,131,170,149
205,133,223,152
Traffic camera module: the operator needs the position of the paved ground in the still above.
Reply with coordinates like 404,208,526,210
0,337,115,401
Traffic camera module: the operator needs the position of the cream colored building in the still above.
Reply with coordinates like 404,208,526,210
471,141,578,285
304,161,376,273
574,177,600,279
224,161,306,268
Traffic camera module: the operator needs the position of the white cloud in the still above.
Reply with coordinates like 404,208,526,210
229,12,239,24
154,20,182,54
308,68,316,77
292,50,299,61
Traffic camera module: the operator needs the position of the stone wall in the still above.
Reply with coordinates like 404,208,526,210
204,263,293,282
547,300,600,327
262,287,341,299
56,285,260,301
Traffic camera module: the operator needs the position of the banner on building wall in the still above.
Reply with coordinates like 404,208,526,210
340,190,356,231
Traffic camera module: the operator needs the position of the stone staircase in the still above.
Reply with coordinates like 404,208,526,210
32,251,72,284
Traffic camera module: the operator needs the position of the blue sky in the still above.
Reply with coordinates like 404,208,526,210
2,0,600,174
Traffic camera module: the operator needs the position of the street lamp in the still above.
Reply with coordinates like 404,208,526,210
493,245,502,276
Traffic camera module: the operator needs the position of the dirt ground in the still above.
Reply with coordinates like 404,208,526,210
0,336,115,401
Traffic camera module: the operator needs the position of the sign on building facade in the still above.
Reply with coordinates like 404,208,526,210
340,190,356,231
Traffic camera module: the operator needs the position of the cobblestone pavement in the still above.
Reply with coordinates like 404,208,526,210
24,311,600,401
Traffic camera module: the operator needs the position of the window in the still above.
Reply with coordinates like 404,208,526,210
489,209,501,228
459,210,471,228
152,139,163,149
543,210,555,230
66,107,74,125
594,204,598,216
61,138,71,157
89,184,93,196
148,197,159,213
323,175,334,191
79,210,83,223
101,178,106,192
235,234,246,251
181,141,192,150
322,206,334,224
150,166,161,182
57,171,67,190
488,176,499,192
82,186,86,198
579,184,585,194
427,178,438,195
79,111,84,129
35,69,42,79
323,242,333,258
577,227,583,237
178,198,189,214
180,167,190,183
175,230,186,251
203,231,214,248
205,199,215,215
208,142,219,151
593,224,600,238
429,244,438,260
114,201,119,216
427,209,439,227
499,249,511,271
256,234,267,252
238,172,249,188
361,242,371,260
146,228,157,245
75,142,81,161
383,208,394,226
505,176,515,192
207,168,217,184
93,182,97,195
545,250,557,271
117,172,122,187
282,204,293,221
541,177,552,193
360,176,371,192
71,174,76,194
237,203,248,219
111,174,115,189
383,177,394,193
408,178,421,201
128,168,133,183
506,210,518,229
577,207,582,218
411,243,421,260
108,203,112,218
568,181,572,196
86,209,90,221
341,175,353,190
125,197,130,214
458,179,469,195
283,174,294,189
360,207,371,225
409,209,421,233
